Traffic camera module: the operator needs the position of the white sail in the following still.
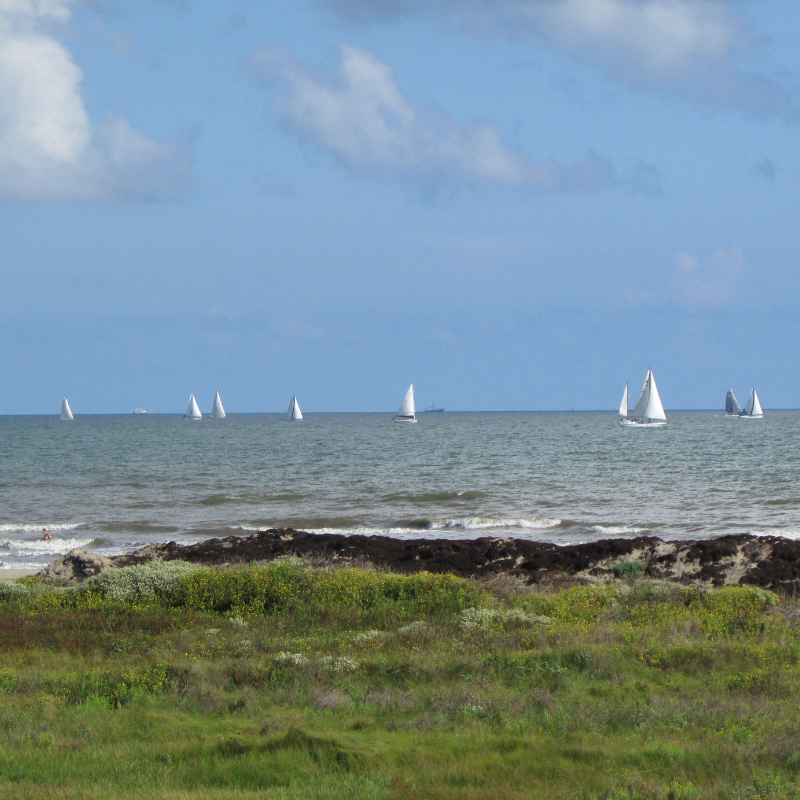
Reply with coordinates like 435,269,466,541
211,391,226,419
631,369,666,422
397,384,415,418
744,388,763,418
186,394,202,419
287,396,303,420
619,384,628,419
725,390,743,415
60,396,73,421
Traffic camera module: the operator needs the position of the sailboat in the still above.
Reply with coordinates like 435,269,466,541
184,394,202,419
742,387,764,419
211,391,226,419
394,384,417,423
60,396,74,421
619,369,667,427
725,390,743,417
286,395,303,421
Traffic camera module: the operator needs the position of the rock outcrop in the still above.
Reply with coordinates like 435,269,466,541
106,529,800,594
37,548,116,584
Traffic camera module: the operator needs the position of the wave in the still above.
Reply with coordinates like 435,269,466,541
429,517,562,531
198,494,252,507
0,562,49,571
0,523,81,533
0,537,95,555
238,516,562,537
98,522,179,533
752,529,800,541
381,490,486,503
592,525,647,536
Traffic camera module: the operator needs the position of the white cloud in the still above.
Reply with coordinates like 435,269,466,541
250,44,615,192
321,0,794,116
669,246,745,307
0,0,187,201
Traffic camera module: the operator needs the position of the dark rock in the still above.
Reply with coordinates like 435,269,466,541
106,528,800,593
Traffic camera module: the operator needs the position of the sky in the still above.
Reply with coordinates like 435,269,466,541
0,0,799,413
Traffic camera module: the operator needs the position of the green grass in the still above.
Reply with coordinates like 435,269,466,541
0,562,799,799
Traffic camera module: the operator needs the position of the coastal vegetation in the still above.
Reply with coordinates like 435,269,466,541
1,559,799,799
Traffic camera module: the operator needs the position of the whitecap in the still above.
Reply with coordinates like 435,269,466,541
430,517,562,531
0,523,81,533
751,529,800,541
0,537,95,556
592,525,646,536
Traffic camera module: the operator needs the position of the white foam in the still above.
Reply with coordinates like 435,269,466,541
752,529,800,541
592,525,646,535
0,523,81,533
0,537,95,555
430,517,562,531
0,562,47,571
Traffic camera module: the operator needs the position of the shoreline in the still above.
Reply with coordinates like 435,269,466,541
26,528,800,592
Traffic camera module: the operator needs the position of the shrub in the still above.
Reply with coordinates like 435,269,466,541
81,561,201,602
0,582,30,602
169,561,483,619
614,562,645,580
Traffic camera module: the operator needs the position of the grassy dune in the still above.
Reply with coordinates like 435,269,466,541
0,560,799,799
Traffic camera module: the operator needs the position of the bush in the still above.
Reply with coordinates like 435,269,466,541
169,561,483,619
614,562,646,580
81,561,201,602
0,582,30,601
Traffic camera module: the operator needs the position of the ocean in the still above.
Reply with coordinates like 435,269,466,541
1,411,798,570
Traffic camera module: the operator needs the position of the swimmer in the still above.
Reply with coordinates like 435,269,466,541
42,528,52,541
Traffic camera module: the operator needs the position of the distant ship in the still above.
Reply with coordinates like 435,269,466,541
133,407,147,414
424,401,444,412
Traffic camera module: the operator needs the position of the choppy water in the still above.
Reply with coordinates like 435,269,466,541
1,411,799,569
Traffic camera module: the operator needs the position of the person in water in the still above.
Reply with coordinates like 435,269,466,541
42,528,52,541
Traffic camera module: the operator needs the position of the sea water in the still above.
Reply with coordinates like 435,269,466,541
1,411,798,570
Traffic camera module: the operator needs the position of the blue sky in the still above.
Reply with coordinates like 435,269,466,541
0,0,799,413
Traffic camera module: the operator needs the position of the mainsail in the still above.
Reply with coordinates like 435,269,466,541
186,394,202,419
726,390,743,415
631,369,667,422
396,384,416,419
744,388,763,418
60,396,74,421
287,396,303,420
619,384,629,419
211,391,226,419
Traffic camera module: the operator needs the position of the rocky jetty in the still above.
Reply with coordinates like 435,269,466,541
100,529,800,594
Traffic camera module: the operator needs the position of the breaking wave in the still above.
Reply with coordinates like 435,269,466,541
430,517,562,531
0,537,95,555
752,529,800,541
592,525,647,536
0,523,82,533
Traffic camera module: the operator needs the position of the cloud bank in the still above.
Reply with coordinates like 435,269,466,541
0,0,187,201
250,44,615,192
320,0,794,117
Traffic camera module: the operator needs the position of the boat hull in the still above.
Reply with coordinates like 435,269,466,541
619,418,667,428
394,415,417,423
